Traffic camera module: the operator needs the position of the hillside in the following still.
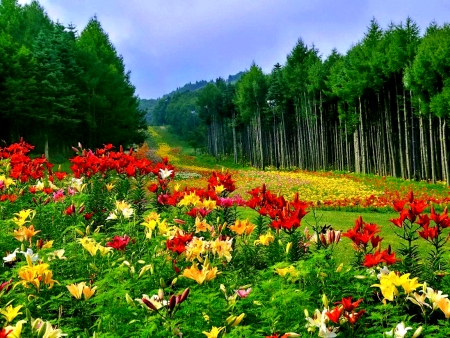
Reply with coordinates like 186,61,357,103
138,71,244,123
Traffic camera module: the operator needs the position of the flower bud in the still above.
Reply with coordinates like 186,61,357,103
412,326,423,338
286,242,292,254
125,293,135,306
168,295,177,311
158,289,164,301
180,288,190,303
142,298,158,311
231,313,245,327
322,294,329,308
226,315,236,325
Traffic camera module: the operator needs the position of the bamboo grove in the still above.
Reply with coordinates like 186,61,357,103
152,18,450,185
0,0,146,159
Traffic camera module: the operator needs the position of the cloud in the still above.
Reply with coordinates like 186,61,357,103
13,0,450,98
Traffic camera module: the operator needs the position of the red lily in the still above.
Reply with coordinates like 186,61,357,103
106,235,131,251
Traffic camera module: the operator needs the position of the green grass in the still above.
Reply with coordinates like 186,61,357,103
238,206,450,266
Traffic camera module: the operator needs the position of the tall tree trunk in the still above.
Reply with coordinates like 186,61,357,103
395,75,405,179
403,87,411,178
359,97,366,174
429,112,436,183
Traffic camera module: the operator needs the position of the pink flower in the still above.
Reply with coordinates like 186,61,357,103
235,288,252,298
53,189,65,201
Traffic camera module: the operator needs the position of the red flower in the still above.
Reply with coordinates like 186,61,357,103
166,232,193,255
392,200,407,212
106,235,131,251
64,204,76,216
344,309,366,326
0,328,12,338
55,171,67,181
326,306,343,324
336,297,363,312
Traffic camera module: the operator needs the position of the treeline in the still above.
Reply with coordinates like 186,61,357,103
153,18,450,184
0,0,146,158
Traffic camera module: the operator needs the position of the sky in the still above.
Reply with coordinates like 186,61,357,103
17,0,450,99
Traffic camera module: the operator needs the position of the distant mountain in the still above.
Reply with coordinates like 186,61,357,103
139,71,245,123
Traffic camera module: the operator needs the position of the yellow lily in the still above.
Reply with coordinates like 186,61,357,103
82,285,97,300
12,209,35,227
202,326,225,338
210,238,233,262
254,231,275,246
67,282,86,299
4,319,27,338
437,298,450,318
1,304,23,323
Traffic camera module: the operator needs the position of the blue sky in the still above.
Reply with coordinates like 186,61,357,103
18,0,450,99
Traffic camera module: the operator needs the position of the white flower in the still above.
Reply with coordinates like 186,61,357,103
159,168,173,180
423,287,448,309
377,265,390,279
121,207,134,219
3,248,19,263
385,322,412,338
19,248,39,263
106,212,118,220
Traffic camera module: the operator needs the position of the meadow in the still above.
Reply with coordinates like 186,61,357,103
1,133,450,337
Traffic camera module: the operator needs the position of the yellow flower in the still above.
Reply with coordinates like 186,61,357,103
195,217,210,233
105,183,115,191
41,270,58,289
202,326,225,338
178,192,201,207
78,237,99,256
437,298,450,318
4,319,26,338
254,231,275,246
0,174,15,188
401,277,422,294
157,219,172,236
182,264,208,284
201,198,217,210
182,261,220,284
1,304,23,323
12,209,35,227
275,265,299,278
67,282,85,299
215,185,225,194
210,238,233,262
17,266,39,290
82,285,97,300
372,278,399,301
41,240,54,249
97,244,113,256
185,237,208,262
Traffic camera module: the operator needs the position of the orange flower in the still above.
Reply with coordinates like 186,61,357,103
13,225,40,244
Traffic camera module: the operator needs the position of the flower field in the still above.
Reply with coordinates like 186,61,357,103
1,140,450,337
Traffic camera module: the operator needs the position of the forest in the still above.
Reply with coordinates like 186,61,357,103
0,0,146,159
151,18,450,185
